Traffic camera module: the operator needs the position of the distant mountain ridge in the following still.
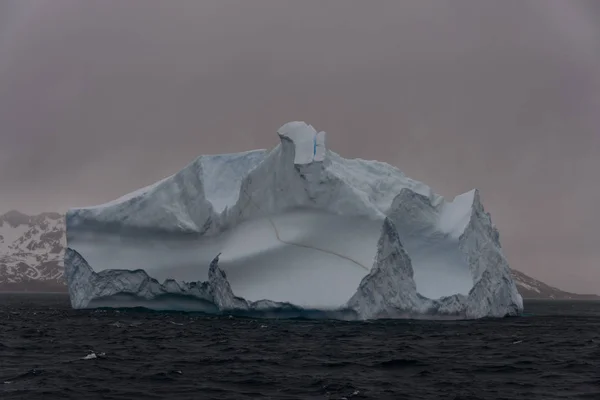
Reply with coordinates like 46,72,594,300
0,210,65,292
510,269,599,300
0,210,598,299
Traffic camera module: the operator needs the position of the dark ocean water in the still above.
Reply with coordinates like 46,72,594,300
1,293,599,400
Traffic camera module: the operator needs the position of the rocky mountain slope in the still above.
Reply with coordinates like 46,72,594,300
0,210,597,299
511,269,599,300
0,211,66,292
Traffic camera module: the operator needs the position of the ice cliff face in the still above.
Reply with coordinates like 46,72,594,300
346,218,424,319
65,121,523,319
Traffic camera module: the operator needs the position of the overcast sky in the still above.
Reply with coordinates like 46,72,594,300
0,0,599,294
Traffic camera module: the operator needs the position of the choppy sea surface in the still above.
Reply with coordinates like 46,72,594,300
1,293,599,400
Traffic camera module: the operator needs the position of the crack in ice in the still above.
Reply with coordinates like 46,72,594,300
240,186,371,272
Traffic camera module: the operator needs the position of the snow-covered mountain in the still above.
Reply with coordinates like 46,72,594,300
0,210,66,292
511,269,600,300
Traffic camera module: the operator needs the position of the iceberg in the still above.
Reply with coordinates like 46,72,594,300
65,121,523,319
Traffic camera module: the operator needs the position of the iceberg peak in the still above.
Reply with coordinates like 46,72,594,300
277,121,326,165
64,121,523,320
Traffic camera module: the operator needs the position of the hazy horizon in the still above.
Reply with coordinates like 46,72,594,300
0,0,599,294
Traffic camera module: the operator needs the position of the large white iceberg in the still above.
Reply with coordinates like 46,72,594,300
65,121,523,319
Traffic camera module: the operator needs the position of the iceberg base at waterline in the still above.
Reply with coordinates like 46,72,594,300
65,121,523,320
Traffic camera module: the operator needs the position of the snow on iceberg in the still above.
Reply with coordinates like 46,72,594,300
65,121,523,319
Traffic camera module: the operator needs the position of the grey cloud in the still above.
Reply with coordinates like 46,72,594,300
0,0,599,293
